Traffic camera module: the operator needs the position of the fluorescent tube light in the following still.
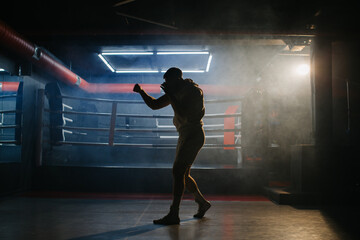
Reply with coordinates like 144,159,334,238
115,70,159,73
99,51,213,74
98,54,115,72
157,51,209,55
0,68,5,72
206,54,213,72
183,70,205,73
102,52,154,55
160,70,205,73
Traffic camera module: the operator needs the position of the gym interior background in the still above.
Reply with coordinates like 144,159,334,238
0,1,360,239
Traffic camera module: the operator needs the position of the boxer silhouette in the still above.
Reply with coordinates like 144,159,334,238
133,67,211,225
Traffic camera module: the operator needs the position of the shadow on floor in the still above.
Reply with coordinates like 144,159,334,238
68,224,164,240
68,218,197,240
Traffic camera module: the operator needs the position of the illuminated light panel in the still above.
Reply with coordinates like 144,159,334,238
0,68,5,72
99,51,213,73
102,52,154,55
156,51,209,55
115,70,159,73
206,54,213,72
160,70,205,73
98,54,115,72
183,70,205,73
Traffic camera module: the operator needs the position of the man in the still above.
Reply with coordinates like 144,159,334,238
133,67,211,225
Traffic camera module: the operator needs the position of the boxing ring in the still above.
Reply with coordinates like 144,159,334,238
0,88,22,146
0,94,19,144
37,89,243,168
0,19,247,168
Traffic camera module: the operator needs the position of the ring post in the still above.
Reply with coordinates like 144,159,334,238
35,89,45,166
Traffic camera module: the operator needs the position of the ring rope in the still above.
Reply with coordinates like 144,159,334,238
58,95,242,104
0,94,17,99
57,141,241,148
53,125,240,133
45,109,241,119
0,124,20,129
0,110,20,114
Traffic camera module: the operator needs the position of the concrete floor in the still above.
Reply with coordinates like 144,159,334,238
0,196,358,240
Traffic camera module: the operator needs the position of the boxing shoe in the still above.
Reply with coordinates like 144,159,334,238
153,213,180,225
153,207,180,225
194,201,211,218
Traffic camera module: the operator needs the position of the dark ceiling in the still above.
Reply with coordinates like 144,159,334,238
1,1,359,85
1,0,359,37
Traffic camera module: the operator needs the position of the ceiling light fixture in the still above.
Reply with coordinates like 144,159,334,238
115,70,159,73
102,52,154,55
182,70,205,73
206,54,213,72
98,51,213,73
0,68,5,72
156,51,209,55
98,54,115,72
160,70,205,73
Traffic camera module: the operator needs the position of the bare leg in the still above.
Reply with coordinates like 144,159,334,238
153,160,186,225
154,128,207,224
185,168,211,218
185,168,207,204
170,160,188,212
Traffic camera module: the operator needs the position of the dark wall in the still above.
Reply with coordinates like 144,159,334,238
289,38,360,204
332,41,360,145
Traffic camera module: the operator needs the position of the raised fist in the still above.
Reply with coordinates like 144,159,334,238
133,84,142,93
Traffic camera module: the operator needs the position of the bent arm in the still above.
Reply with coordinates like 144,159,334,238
139,90,170,110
